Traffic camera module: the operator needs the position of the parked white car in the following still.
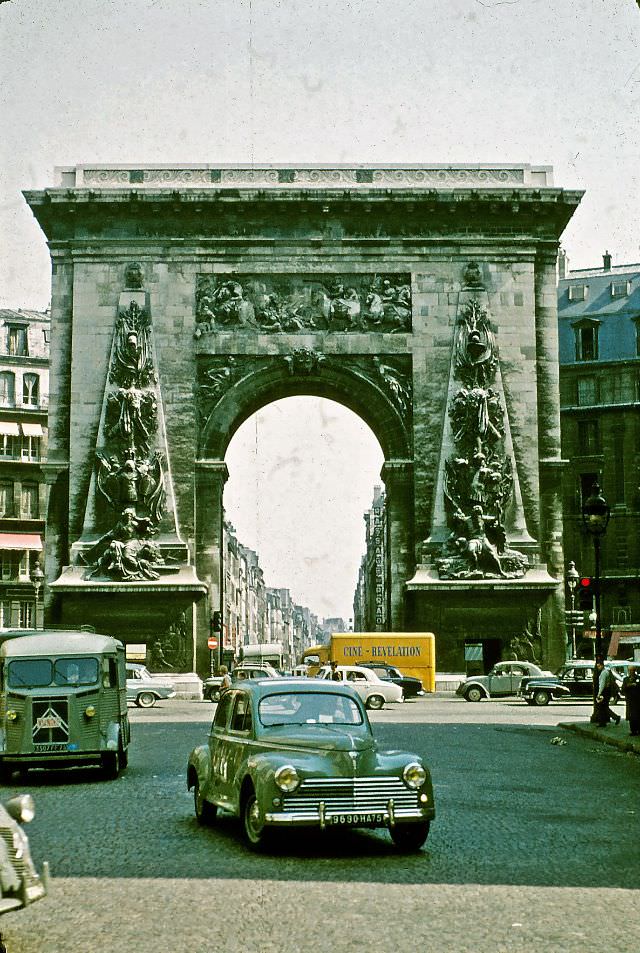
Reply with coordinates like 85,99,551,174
126,663,176,708
317,664,404,709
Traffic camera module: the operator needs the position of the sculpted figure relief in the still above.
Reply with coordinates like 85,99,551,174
195,274,412,335
436,293,527,581
111,302,155,389
88,507,165,581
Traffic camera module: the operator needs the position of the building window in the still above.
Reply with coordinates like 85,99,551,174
22,373,39,407
568,285,588,302
19,602,34,628
0,551,18,582
611,281,630,298
574,323,599,361
0,600,12,627
577,376,596,406
7,326,28,357
577,419,599,454
43,329,50,344
0,481,14,518
21,436,40,461
613,428,625,504
635,319,640,358
0,371,15,406
21,483,39,519
0,435,17,458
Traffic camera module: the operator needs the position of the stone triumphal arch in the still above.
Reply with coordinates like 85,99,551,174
25,164,582,674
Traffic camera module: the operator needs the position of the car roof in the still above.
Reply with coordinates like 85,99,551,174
232,678,364,700
1,631,123,657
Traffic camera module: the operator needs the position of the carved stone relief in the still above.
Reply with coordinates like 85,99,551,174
436,295,528,581
148,613,189,670
195,274,412,335
82,297,170,581
196,353,412,447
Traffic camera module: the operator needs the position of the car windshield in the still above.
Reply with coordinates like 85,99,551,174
8,656,100,688
258,691,363,727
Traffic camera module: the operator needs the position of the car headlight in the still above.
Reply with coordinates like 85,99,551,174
5,793,35,824
403,762,427,790
85,705,96,718
274,764,300,792
6,709,18,721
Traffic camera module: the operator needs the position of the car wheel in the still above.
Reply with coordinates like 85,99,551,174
243,790,272,850
136,691,157,708
366,694,385,710
532,689,551,707
194,778,217,826
465,686,483,703
102,750,120,780
211,690,220,703
390,821,431,852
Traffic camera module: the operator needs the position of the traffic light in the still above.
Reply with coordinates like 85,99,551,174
578,576,593,609
211,611,222,632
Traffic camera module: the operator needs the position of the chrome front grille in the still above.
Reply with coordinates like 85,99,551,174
283,776,418,817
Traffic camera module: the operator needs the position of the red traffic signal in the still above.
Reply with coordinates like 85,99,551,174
579,577,592,590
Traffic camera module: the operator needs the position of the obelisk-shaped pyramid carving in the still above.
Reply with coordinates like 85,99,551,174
425,264,534,579
73,266,183,580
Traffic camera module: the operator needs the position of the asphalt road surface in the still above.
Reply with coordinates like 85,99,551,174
1,695,639,953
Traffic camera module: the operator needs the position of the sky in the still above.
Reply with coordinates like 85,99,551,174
1,0,639,619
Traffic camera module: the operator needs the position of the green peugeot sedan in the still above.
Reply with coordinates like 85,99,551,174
187,678,435,852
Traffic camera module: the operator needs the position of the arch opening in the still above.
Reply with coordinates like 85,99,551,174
224,396,384,627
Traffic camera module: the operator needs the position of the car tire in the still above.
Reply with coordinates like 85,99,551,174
390,820,431,852
136,691,157,708
465,686,483,703
211,690,220,703
532,689,551,707
194,778,217,826
242,790,272,851
102,750,120,780
366,694,385,710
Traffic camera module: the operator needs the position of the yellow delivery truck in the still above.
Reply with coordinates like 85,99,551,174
325,633,436,692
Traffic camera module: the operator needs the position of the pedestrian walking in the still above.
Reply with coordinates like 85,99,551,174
622,666,640,737
219,665,232,694
595,660,620,728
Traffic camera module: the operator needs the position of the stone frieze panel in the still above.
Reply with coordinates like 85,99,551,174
195,274,412,335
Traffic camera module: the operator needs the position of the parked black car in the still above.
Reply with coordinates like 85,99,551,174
552,660,624,702
356,662,424,698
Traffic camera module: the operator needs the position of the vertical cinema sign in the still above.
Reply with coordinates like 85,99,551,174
374,500,386,631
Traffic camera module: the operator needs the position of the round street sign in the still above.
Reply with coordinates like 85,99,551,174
207,637,218,649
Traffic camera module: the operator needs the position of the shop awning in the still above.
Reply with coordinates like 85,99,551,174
21,422,44,437
608,630,640,656
0,421,20,436
0,533,43,551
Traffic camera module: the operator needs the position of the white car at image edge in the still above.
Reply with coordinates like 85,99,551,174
316,664,404,709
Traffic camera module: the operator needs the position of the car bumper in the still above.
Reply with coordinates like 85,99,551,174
264,802,434,829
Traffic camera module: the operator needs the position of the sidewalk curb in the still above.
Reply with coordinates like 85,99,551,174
559,721,640,755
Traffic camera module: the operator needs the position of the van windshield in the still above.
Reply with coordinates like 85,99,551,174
8,656,100,688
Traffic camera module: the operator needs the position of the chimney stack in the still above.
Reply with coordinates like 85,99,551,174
603,250,612,271
558,247,568,279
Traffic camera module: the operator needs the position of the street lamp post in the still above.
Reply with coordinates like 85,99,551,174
581,482,610,713
30,564,44,629
565,561,579,659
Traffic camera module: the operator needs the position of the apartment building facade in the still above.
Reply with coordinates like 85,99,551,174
0,309,50,629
